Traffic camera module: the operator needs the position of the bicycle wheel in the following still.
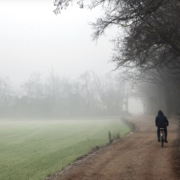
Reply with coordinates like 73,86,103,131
161,136,164,147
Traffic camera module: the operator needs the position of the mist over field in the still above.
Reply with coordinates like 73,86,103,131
0,118,131,180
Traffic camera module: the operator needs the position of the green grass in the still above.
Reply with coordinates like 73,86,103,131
0,117,130,180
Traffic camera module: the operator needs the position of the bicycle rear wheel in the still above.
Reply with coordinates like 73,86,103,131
161,136,164,147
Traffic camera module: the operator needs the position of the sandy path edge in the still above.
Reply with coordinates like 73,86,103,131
44,117,135,180
45,116,180,180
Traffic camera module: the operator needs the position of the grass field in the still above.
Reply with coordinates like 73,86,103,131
0,117,130,180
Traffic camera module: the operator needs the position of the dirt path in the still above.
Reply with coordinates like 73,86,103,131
47,116,180,180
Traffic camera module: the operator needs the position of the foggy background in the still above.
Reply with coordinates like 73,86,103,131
0,1,116,86
0,1,143,118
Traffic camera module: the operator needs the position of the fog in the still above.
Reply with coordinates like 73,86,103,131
128,98,143,115
0,0,144,118
0,1,116,87
1,1,179,180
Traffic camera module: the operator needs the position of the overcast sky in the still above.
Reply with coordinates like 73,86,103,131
0,0,119,87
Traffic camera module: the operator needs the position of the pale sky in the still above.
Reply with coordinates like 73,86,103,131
0,0,118,87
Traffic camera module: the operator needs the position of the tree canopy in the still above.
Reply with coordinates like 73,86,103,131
54,0,180,116
54,0,180,72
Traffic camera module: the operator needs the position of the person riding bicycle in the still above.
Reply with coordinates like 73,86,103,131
155,110,169,143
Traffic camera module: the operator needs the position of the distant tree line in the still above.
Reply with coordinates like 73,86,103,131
0,71,131,118
2,0,178,117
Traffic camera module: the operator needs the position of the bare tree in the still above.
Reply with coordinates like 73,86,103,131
22,72,43,99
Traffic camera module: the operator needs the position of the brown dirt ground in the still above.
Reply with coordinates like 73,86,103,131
45,116,180,180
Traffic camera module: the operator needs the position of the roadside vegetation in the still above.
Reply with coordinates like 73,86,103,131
0,117,130,180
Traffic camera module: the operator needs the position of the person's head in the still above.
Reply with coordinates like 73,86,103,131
158,110,164,116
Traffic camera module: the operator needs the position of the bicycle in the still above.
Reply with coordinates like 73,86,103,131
160,128,165,147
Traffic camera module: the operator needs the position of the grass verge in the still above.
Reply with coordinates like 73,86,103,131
0,117,130,180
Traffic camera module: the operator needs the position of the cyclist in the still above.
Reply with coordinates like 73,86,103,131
155,110,169,143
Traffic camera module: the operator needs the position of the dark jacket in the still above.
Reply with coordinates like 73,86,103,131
155,110,169,127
